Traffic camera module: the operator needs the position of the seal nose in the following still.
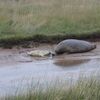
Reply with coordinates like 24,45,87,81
49,52,56,59
92,44,96,49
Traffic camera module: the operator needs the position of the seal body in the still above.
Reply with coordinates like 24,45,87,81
55,39,96,54
27,50,51,57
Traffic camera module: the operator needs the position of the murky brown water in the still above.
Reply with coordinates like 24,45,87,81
0,42,100,96
54,59,90,67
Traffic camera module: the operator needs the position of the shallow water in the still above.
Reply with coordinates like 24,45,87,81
0,56,100,96
0,42,100,96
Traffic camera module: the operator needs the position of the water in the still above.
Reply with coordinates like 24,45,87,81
0,56,100,96
0,43,100,96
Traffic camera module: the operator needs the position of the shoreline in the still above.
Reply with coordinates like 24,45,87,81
0,31,100,48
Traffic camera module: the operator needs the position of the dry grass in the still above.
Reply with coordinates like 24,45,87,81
4,76,100,100
0,0,100,42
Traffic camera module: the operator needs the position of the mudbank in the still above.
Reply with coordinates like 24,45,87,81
27,39,96,57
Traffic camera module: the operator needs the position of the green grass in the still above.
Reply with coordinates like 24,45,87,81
0,0,100,44
4,76,100,100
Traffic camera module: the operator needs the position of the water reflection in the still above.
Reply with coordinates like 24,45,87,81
54,59,90,67
0,56,100,96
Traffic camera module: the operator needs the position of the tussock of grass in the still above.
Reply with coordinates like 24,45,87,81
0,0,100,45
4,76,100,100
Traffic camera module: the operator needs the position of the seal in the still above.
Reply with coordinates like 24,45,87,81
55,39,96,54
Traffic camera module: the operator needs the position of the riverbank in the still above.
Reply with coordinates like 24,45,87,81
0,32,100,48
1,0,100,99
0,41,99,66
0,0,100,48
3,76,100,100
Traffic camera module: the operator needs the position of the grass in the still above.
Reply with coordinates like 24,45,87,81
0,0,100,45
3,76,100,100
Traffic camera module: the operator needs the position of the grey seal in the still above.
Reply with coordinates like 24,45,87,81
55,39,96,54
